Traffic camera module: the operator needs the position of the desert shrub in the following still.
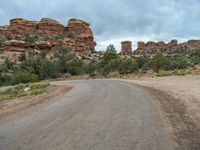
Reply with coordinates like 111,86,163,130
107,71,121,78
190,49,200,65
7,87,18,98
119,58,139,75
68,59,86,75
13,69,39,84
0,36,7,47
39,59,58,79
150,52,167,73
67,32,76,39
54,46,75,73
0,58,15,72
24,34,38,42
97,45,120,76
0,73,14,86
135,56,147,69
18,53,27,62
166,55,189,70
85,62,97,75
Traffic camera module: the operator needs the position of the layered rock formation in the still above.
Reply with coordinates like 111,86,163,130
135,39,200,54
121,41,132,55
0,18,96,63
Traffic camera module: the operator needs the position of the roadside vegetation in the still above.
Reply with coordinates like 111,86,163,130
0,83,49,101
0,44,200,88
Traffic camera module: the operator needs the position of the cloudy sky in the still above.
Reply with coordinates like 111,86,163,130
0,0,200,51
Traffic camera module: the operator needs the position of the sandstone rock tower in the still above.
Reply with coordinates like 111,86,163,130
121,41,132,55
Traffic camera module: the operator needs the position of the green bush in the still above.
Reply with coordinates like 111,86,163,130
85,62,97,75
39,59,58,79
150,52,167,73
68,59,86,75
135,56,148,69
190,49,200,65
107,71,121,78
119,58,138,75
13,70,39,84
0,36,7,47
166,55,189,70
0,73,14,86
24,34,38,42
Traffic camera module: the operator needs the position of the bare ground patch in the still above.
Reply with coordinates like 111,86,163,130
145,87,200,150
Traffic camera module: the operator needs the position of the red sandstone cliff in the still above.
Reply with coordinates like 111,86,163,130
0,18,96,63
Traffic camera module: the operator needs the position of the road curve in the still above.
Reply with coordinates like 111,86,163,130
0,80,176,150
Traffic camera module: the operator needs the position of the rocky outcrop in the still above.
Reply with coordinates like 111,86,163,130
35,41,52,49
67,19,96,52
3,40,26,47
0,18,96,63
37,18,65,35
135,39,200,54
121,41,132,55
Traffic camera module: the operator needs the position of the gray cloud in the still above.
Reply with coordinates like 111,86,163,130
0,0,200,50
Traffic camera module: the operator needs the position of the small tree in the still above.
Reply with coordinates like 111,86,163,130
54,46,75,73
1,58,15,72
106,44,117,53
119,58,138,75
150,52,167,73
68,59,86,75
39,59,58,79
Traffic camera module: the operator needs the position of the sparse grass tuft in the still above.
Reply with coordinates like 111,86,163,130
174,69,192,76
0,83,49,101
155,70,172,77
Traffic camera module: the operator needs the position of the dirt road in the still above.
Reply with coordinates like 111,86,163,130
0,80,176,150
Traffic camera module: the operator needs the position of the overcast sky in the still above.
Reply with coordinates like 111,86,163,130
0,0,200,51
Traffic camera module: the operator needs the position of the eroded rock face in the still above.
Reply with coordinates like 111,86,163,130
135,39,200,54
0,18,96,63
67,19,96,53
37,18,65,35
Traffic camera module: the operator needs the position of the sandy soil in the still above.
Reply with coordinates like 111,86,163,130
0,85,72,124
120,75,200,149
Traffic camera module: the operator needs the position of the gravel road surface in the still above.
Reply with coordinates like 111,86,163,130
0,80,176,150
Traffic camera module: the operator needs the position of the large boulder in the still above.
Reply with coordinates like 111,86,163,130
35,41,52,49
